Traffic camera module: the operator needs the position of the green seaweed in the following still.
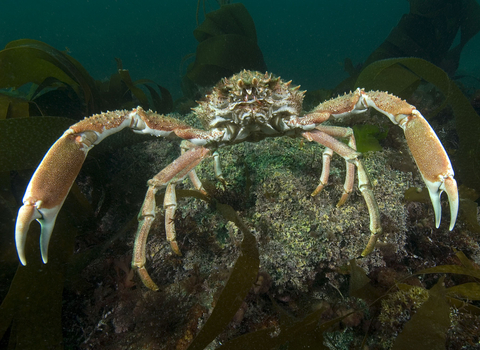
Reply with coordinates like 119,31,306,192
404,186,431,203
415,251,480,310
348,258,370,295
0,93,30,119
347,252,480,349
459,197,480,233
349,259,383,303
0,39,100,115
418,252,480,280
352,124,388,153
391,278,450,350
0,39,173,118
447,283,480,301
355,57,480,191
184,3,267,92
0,40,173,173
193,3,257,43
0,194,85,349
116,68,173,114
363,0,480,75
216,301,337,349
420,264,480,279
187,201,259,350
0,116,74,171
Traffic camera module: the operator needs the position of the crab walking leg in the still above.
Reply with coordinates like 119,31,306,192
133,185,158,290
311,146,333,196
288,112,357,207
132,146,211,291
15,107,215,266
213,151,228,186
303,130,382,256
164,183,180,255
311,125,357,206
188,170,207,195
304,88,458,230
181,141,208,195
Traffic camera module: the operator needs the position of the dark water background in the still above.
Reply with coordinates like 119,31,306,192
1,1,479,98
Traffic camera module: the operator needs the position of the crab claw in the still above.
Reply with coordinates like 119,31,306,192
363,91,459,230
15,128,95,265
15,200,61,265
402,110,459,230
15,203,41,265
424,174,458,231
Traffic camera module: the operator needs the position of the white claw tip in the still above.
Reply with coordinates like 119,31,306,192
39,208,59,265
426,183,442,229
15,203,61,266
18,254,27,267
425,176,459,231
444,177,459,231
15,205,41,266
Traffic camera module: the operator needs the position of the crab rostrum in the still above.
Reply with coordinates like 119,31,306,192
15,70,458,290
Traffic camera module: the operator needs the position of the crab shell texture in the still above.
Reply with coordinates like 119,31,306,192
193,70,306,144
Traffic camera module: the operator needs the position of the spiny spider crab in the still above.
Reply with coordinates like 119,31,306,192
15,70,458,291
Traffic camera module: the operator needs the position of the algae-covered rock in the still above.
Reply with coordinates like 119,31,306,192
186,136,412,292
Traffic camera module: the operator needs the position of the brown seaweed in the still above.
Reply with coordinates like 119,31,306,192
184,4,267,94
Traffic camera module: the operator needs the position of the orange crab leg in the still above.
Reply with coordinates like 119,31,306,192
311,125,357,206
132,145,211,290
302,89,458,231
303,130,382,256
15,107,219,266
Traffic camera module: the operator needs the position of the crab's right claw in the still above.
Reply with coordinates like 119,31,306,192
14,127,96,266
14,108,157,266
15,201,61,265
